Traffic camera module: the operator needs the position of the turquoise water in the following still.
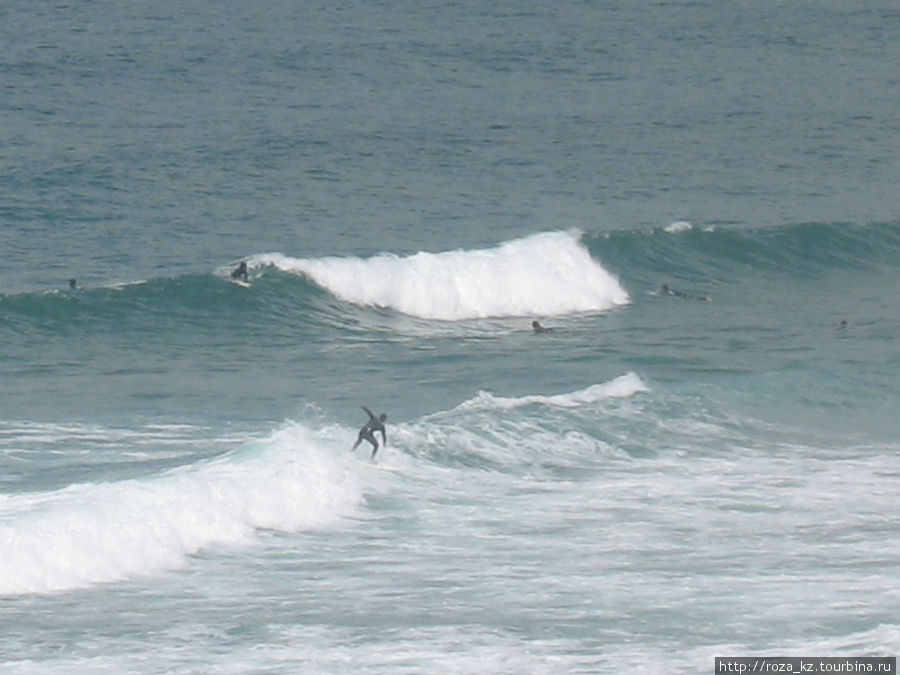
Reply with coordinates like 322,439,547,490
2,1,899,672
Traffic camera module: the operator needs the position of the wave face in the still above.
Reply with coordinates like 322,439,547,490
587,220,900,287
0,423,361,596
250,231,630,320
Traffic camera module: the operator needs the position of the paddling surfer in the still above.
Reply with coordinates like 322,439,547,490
231,262,248,281
659,283,711,301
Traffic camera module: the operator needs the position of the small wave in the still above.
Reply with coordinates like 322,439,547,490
379,374,651,473
250,231,630,320
456,372,648,412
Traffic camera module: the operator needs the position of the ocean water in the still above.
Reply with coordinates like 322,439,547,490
2,1,899,673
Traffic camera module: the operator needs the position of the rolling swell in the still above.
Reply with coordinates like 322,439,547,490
0,271,335,338
587,220,900,288
4,222,896,339
247,222,899,323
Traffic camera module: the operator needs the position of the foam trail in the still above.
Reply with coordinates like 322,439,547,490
456,372,648,412
0,422,361,596
251,231,629,320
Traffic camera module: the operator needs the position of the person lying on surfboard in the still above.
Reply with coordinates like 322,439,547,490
231,261,248,281
659,283,711,301
352,406,387,460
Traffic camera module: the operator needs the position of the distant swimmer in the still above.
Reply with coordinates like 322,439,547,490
231,261,249,281
352,406,387,460
836,319,849,331
659,284,711,301
532,320,553,333
659,283,689,298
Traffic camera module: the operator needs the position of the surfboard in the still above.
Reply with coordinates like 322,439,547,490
230,279,252,288
368,463,405,474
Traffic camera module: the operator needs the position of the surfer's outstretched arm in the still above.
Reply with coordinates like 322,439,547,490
361,405,376,420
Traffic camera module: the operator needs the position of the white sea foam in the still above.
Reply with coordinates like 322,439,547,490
250,230,629,320
664,220,693,233
0,422,361,596
456,372,648,412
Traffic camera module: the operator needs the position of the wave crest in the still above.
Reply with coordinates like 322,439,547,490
457,372,649,412
252,231,629,320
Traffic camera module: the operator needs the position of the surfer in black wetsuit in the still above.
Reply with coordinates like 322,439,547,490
660,284,711,301
231,262,248,281
532,320,553,333
660,283,689,298
352,406,387,459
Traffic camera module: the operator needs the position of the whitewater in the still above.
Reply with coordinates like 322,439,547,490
0,375,647,596
0,423,361,596
245,231,630,320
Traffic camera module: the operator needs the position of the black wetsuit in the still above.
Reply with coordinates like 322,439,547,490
231,262,248,281
661,284,689,298
661,284,710,301
352,406,387,459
